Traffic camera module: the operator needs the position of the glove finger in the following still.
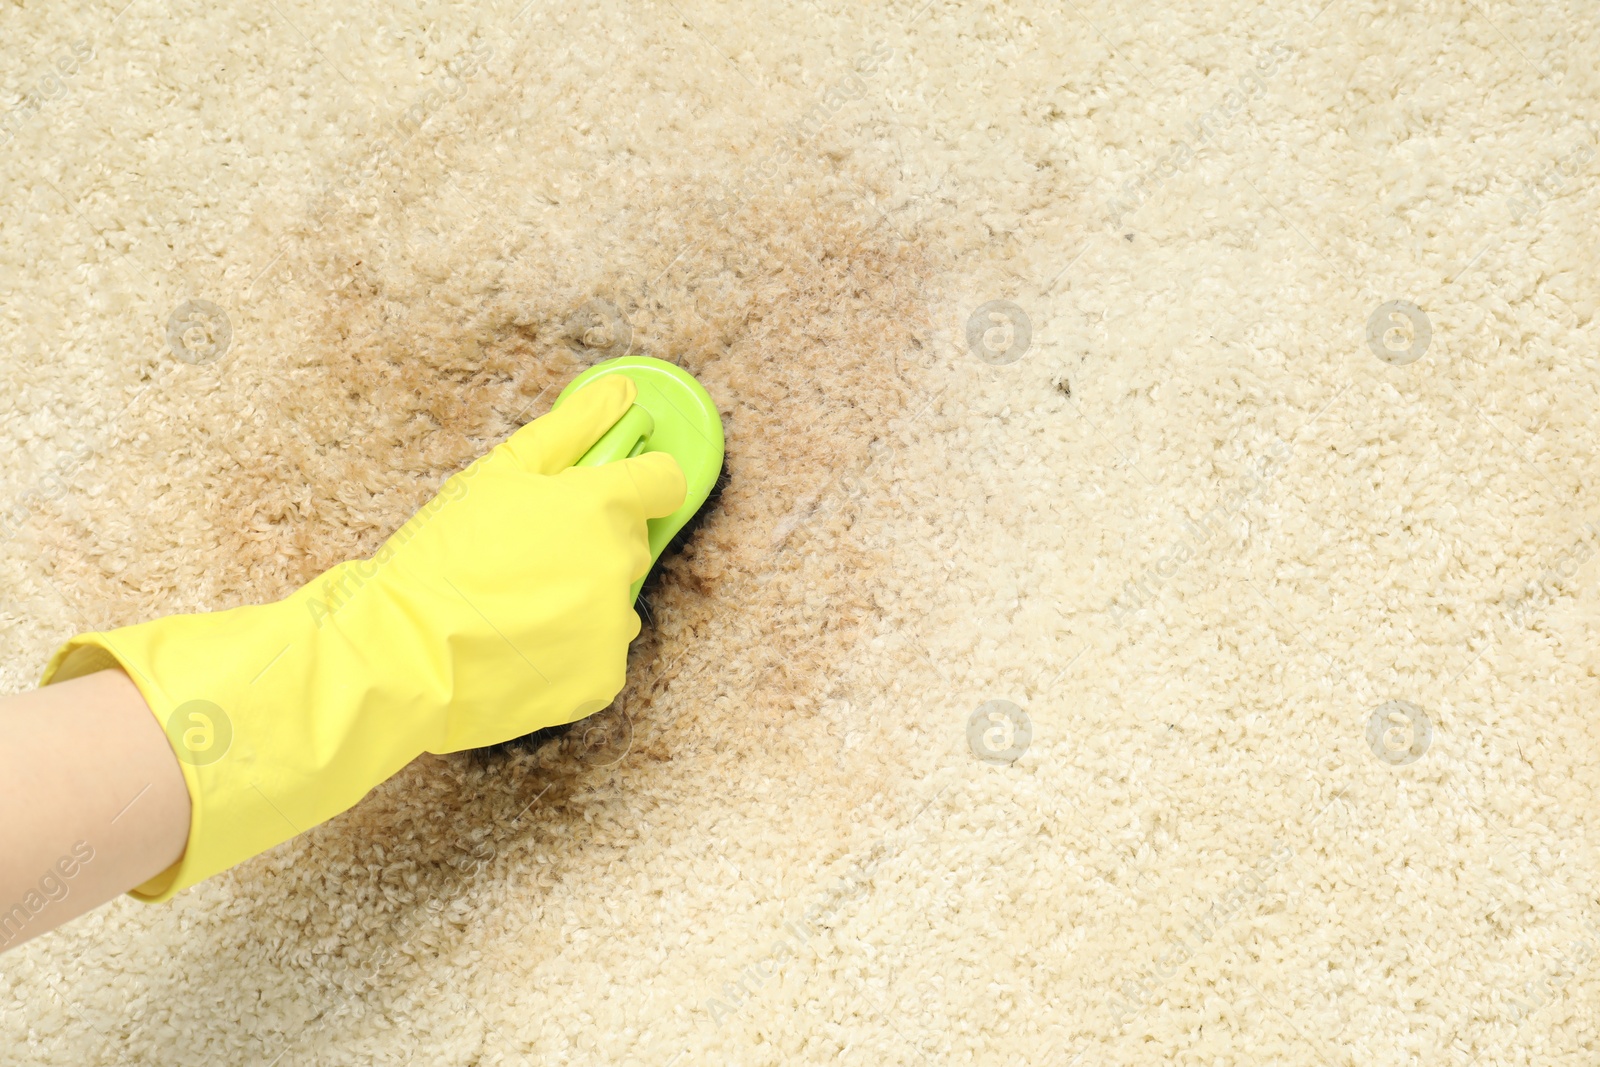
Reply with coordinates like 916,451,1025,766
600,450,688,520
498,376,637,475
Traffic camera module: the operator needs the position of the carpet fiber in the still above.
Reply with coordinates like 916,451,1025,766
3,0,1599,1063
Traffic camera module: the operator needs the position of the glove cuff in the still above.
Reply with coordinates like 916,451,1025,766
39,570,440,902
43,638,196,900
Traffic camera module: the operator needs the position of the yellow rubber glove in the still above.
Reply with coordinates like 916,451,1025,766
40,376,685,901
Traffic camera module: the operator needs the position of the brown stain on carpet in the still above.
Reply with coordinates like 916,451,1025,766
36,132,941,1005
211,171,935,757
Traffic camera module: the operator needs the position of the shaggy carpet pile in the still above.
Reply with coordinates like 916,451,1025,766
2,0,1599,1063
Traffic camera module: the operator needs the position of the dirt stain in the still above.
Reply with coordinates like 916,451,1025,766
32,112,944,1016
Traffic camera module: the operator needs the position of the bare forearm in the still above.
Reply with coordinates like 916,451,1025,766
0,669,190,952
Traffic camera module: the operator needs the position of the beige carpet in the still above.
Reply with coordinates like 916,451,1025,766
4,0,1600,1062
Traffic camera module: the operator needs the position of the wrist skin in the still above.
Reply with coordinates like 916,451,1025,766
0,668,189,946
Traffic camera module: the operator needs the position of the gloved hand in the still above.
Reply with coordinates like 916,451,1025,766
40,376,685,901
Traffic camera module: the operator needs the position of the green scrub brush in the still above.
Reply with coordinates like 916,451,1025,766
477,356,726,760
555,355,727,601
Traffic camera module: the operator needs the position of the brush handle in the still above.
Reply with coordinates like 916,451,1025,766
556,357,726,606
572,403,658,603
574,404,654,468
